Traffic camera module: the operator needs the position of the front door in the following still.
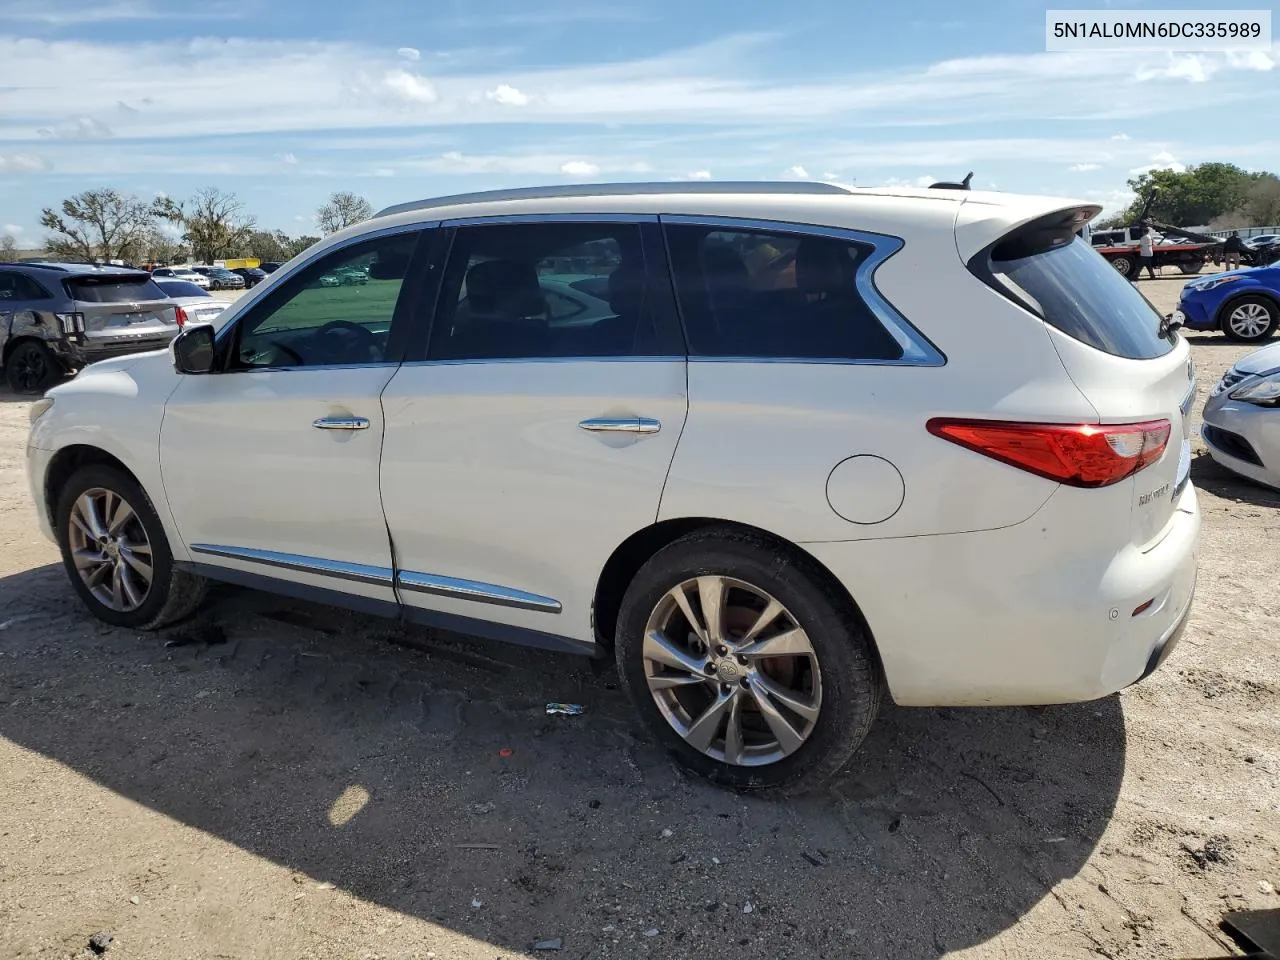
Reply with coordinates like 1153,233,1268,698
379,217,688,646
160,228,428,608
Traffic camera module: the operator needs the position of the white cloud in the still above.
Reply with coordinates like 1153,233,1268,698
0,154,50,173
373,168,395,177
277,152,299,164
37,117,113,139
485,83,531,107
1111,133,1131,140
397,47,421,62
383,68,438,104
1129,150,1185,175
3,223,24,235
559,160,600,176
676,170,713,180
785,165,810,179
5,0,244,24
879,175,937,188
821,170,842,180
1070,162,1101,172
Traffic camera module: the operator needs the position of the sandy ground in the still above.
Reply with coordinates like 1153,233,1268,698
1,271,1277,960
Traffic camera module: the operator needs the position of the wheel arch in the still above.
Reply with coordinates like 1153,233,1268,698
42,445,141,534
591,517,884,670
1215,288,1280,332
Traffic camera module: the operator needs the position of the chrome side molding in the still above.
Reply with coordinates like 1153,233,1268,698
396,570,562,613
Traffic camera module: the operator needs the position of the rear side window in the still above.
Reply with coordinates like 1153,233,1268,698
664,224,905,361
988,236,1174,360
0,272,51,300
66,276,166,303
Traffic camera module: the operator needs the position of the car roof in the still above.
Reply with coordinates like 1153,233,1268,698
10,261,151,279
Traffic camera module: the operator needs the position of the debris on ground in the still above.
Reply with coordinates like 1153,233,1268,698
470,898,483,909
1183,836,1234,870
88,933,113,955
642,928,659,937
545,702,584,716
472,801,496,815
532,937,563,951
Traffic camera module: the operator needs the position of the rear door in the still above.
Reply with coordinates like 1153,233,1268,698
378,216,688,647
65,273,179,355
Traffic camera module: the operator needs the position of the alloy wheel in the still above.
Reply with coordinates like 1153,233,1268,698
1228,302,1273,340
11,346,49,393
641,576,822,767
67,487,154,612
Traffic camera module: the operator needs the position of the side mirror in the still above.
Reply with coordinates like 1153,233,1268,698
170,323,216,374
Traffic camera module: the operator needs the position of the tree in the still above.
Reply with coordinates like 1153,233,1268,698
1242,175,1280,227
0,234,16,260
39,188,169,262
1118,162,1258,227
286,234,321,258
316,191,372,235
169,188,256,263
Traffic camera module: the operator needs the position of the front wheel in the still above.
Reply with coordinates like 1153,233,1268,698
1108,255,1135,280
55,465,207,630
1180,262,1204,275
5,340,61,394
1219,296,1278,343
614,528,882,796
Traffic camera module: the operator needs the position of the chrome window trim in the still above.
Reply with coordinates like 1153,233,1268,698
190,544,394,587
660,213,946,367
396,570,562,613
212,221,439,347
399,355,681,368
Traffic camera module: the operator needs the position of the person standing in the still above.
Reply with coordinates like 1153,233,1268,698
1138,229,1157,280
1223,231,1243,270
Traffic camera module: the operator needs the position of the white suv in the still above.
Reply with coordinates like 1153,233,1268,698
25,182,1200,794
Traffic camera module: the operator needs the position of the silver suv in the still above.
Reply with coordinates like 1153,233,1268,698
0,262,181,394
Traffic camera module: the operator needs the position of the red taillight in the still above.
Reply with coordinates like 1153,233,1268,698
174,306,188,326
926,418,1171,488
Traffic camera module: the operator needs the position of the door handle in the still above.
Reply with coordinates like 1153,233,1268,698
313,416,370,431
578,417,662,435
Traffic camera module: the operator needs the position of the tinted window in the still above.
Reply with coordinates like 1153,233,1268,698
155,279,211,298
0,272,51,300
991,236,1174,360
428,222,662,361
66,276,166,303
664,225,904,361
231,232,418,369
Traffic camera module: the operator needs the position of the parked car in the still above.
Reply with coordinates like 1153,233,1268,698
258,261,283,274
232,267,268,288
25,182,1200,795
1,262,180,393
151,266,211,290
188,266,246,290
1242,234,1280,251
1201,341,1280,491
153,278,232,330
1170,262,1280,342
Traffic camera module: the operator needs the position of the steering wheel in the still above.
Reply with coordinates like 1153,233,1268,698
314,320,380,363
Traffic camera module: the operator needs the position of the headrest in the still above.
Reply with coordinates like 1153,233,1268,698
795,239,853,296
466,259,543,316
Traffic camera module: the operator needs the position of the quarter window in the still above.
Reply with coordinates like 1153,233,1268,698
230,232,419,369
664,225,904,361
427,222,663,361
0,272,50,301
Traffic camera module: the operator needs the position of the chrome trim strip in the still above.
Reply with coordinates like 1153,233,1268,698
189,544,395,586
396,570,562,613
659,214,946,367
212,221,440,347
441,212,659,227
399,356,681,367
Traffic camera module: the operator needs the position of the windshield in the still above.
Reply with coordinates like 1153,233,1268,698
990,236,1175,360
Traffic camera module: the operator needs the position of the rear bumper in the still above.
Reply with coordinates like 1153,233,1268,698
802,482,1200,707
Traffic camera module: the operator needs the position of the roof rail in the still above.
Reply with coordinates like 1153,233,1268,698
373,180,853,219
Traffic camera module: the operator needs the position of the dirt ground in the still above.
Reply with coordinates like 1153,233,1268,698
1,271,1277,960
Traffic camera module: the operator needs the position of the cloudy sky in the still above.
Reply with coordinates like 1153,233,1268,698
0,0,1276,243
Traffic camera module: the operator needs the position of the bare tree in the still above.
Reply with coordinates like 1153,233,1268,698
1243,176,1280,227
170,188,257,263
317,191,373,235
0,234,16,260
40,188,167,262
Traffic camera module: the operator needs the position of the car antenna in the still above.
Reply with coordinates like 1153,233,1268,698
929,171,974,191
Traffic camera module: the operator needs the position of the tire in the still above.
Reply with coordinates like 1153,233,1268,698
1108,255,1135,280
5,340,61,394
1180,262,1204,275
614,527,882,796
55,464,207,630
1218,295,1279,343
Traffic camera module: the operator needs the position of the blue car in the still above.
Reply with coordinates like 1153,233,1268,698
1173,264,1280,343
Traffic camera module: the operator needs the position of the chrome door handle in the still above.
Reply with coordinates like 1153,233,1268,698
578,417,662,435
313,416,370,431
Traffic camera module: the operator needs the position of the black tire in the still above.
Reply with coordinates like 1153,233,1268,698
5,340,62,394
1179,262,1204,275
614,527,882,796
1108,255,1135,280
1218,295,1279,343
55,464,207,630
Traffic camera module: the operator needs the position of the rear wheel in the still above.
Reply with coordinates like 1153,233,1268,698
1219,296,1278,343
55,465,207,630
1179,262,1204,275
1108,255,1135,280
5,340,61,394
614,528,881,796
